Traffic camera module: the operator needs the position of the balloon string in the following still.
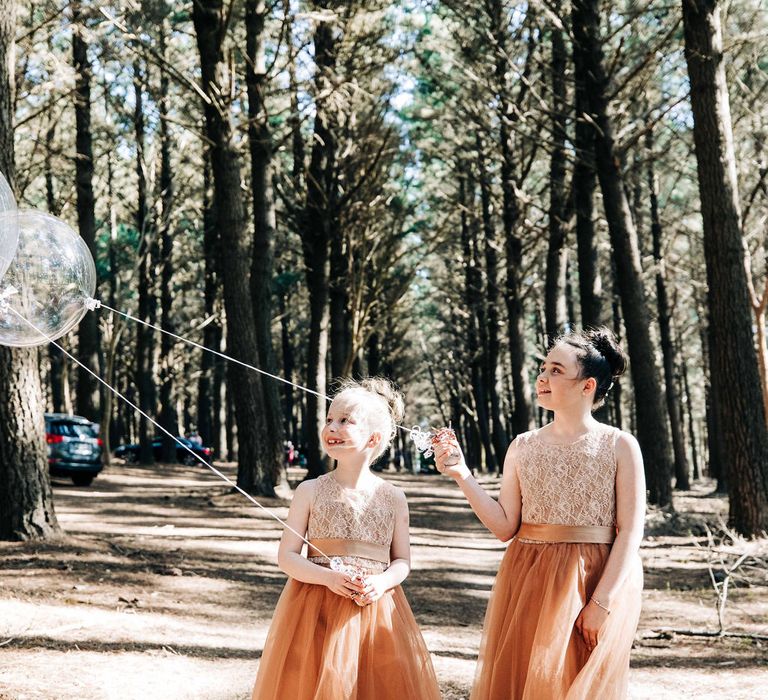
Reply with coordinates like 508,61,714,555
92,299,417,436
94,300,331,401
3,304,335,565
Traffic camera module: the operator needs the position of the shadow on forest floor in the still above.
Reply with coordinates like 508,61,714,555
0,464,766,699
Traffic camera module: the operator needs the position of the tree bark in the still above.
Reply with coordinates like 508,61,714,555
192,0,277,496
197,155,219,450
678,333,700,480
574,0,674,506
571,1,602,329
72,0,100,422
133,58,155,466
647,129,690,489
476,134,508,467
0,0,59,540
490,0,532,436
698,297,726,491
104,135,120,459
329,228,350,381
299,4,337,478
545,4,569,344
44,91,68,415
157,20,177,463
460,166,494,472
246,0,285,483
277,274,297,442
682,0,768,534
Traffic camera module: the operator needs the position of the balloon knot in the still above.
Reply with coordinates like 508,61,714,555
84,297,102,311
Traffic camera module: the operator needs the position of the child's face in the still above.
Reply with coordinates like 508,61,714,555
536,344,593,410
321,397,376,458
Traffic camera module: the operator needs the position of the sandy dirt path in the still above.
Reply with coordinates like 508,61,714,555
0,462,765,699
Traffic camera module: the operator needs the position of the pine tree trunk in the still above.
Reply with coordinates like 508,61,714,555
285,3,306,457
699,309,726,491
193,0,277,496
460,166,494,472
278,279,297,442
72,0,100,422
133,58,155,466
105,147,119,456
44,96,67,414
574,0,674,506
679,338,700,480
545,5,569,344
246,0,284,483
682,0,768,534
214,332,226,459
647,129,691,489
329,229,350,381
157,22,177,464
476,135,508,467
490,0,532,436
197,156,218,450
0,0,59,540
572,1,602,329
299,5,337,478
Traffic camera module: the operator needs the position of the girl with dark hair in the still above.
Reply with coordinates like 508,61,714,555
435,328,644,700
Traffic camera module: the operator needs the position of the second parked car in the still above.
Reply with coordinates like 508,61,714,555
114,436,213,465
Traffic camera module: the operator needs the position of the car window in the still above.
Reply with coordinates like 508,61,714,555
50,422,98,438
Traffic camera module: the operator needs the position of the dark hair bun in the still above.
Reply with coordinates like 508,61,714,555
585,328,627,379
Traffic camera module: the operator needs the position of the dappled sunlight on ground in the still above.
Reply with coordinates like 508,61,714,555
0,465,765,699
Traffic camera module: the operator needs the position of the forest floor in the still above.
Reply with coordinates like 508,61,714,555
0,461,766,700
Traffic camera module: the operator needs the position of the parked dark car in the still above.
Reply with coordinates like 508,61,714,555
114,437,213,466
45,413,103,487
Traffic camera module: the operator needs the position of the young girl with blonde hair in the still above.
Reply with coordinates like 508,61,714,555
252,378,440,700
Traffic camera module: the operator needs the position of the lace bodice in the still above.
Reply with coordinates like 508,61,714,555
306,473,397,574
516,424,619,528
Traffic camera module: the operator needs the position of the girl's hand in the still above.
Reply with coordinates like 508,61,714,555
433,439,471,481
358,574,389,605
324,569,363,601
574,600,610,652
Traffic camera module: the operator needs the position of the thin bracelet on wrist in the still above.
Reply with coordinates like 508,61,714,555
590,596,611,614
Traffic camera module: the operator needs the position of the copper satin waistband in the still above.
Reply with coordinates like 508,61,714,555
307,538,390,564
516,522,616,544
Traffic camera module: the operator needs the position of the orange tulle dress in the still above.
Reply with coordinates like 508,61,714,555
252,473,440,700
471,425,643,700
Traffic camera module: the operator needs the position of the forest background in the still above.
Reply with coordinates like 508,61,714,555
0,1,767,697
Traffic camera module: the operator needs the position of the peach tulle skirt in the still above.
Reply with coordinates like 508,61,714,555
471,537,643,700
252,578,440,700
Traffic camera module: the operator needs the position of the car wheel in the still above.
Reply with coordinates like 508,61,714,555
72,474,94,487
121,451,139,465
181,452,198,466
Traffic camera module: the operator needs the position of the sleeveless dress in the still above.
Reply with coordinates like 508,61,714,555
252,473,440,700
471,424,643,700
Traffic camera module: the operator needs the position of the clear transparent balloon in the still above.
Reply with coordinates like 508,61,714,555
0,171,19,282
0,210,95,347
0,170,14,213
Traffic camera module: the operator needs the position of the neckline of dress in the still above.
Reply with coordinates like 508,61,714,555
328,471,382,493
532,424,608,447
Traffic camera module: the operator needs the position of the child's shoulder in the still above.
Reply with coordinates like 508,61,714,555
612,427,640,452
293,475,325,499
509,429,539,447
375,476,407,505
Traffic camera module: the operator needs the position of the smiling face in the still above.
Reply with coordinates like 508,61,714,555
536,343,596,411
321,395,379,460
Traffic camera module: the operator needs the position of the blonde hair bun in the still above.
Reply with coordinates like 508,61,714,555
333,377,404,460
